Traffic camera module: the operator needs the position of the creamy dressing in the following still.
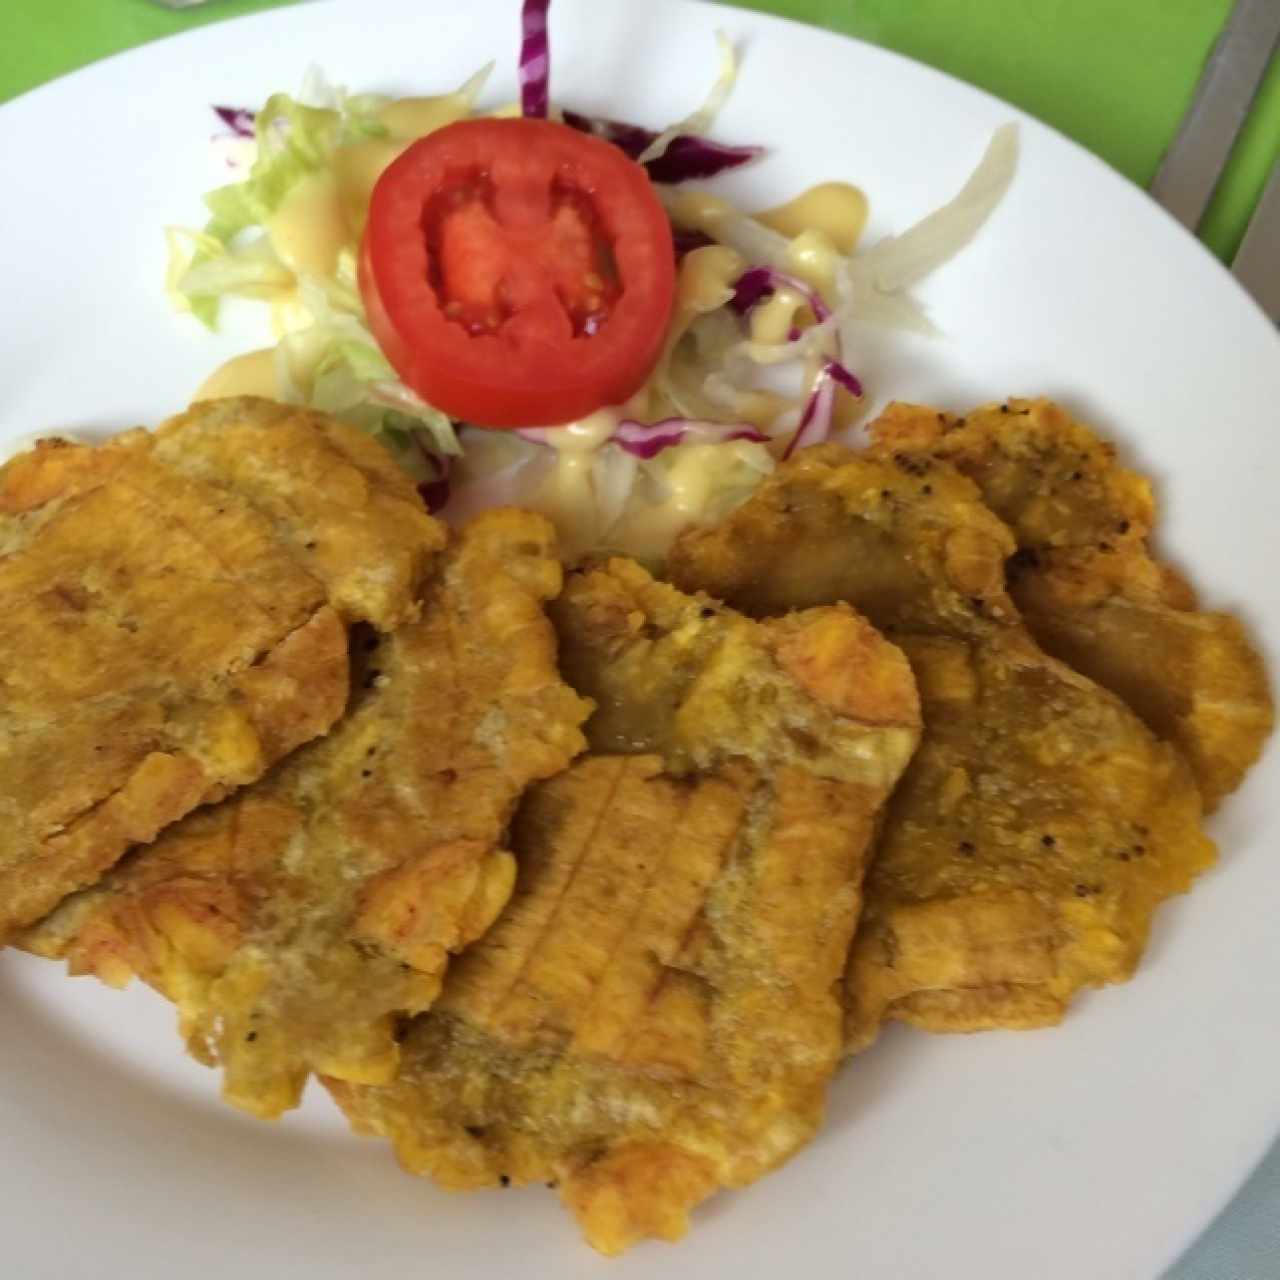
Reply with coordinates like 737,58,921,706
666,183,867,300
781,228,843,298
757,182,868,254
332,138,406,238
609,439,772,563
470,403,768,562
325,91,479,239
675,244,744,316
665,189,737,240
270,290,314,339
193,348,279,402
749,286,806,344
376,92,475,140
536,408,621,550
267,170,346,278
663,442,723,520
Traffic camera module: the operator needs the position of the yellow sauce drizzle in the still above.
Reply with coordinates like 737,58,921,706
267,170,345,279
756,182,868,254
193,348,279,402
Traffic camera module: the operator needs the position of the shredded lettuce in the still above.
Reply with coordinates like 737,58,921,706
272,267,460,473
207,94,376,246
175,83,386,327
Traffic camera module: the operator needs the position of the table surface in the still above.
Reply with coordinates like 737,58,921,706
3,2,1278,1277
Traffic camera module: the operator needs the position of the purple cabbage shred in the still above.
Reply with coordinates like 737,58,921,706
784,374,835,460
673,228,716,258
644,135,764,185
562,110,762,183
730,267,864,452
212,105,256,138
417,463,451,513
513,418,767,461
730,266,831,321
612,418,768,460
519,0,552,118
824,359,864,398
729,266,776,314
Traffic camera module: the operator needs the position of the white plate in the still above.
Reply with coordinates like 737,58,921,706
1,2,1277,1276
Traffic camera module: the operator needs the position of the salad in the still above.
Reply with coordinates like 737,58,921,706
168,0,1016,559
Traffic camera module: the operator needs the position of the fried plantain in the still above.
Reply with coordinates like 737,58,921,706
867,397,1274,809
667,443,1215,1050
326,559,920,1253
0,397,443,940
19,511,590,1117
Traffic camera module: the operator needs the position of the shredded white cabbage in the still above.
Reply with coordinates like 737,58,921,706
637,31,739,166
835,123,1018,334
851,123,1018,292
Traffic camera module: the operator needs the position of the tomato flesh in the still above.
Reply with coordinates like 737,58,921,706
360,117,676,427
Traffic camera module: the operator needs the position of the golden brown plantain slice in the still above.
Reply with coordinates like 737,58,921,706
869,397,1274,809
325,559,920,1255
0,397,443,940
19,511,591,1118
667,444,1215,1051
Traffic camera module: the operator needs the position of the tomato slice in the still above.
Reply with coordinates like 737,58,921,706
360,117,676,428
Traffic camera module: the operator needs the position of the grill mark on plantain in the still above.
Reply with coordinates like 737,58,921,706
486,757,630,1030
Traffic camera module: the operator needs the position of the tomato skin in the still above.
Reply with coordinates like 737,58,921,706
360,117,676,428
